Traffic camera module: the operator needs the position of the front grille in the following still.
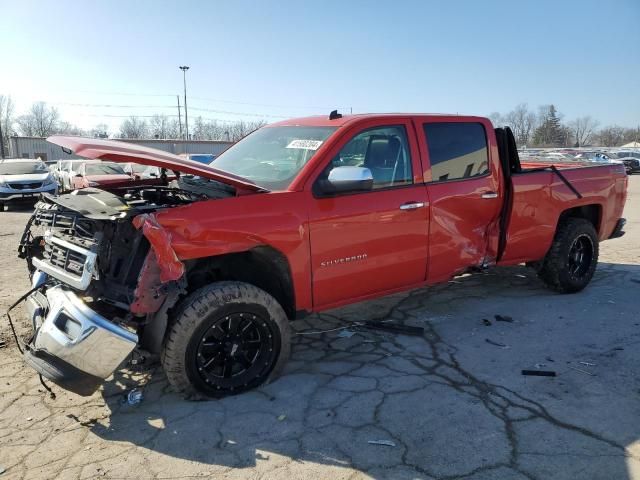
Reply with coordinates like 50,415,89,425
33,207,95,244
43,241,88,276
9,182,42,190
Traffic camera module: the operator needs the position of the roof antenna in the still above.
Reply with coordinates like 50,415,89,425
329,110,342,120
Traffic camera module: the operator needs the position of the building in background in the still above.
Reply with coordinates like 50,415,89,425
8,136,233,162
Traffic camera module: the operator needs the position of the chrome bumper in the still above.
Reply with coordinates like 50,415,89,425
24,285,138,394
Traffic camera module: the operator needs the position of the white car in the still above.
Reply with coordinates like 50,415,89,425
0,159,58,211
57,160,86,192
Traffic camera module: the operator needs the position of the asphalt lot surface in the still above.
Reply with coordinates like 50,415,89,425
0,177,639,480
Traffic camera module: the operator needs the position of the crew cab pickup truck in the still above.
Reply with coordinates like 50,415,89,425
15,113,627,398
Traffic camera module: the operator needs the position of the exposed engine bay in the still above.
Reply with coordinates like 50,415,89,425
18,177,234,324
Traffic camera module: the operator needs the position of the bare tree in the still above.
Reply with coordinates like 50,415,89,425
505,103,536,146
597,126,625,147
17,102,60,137
0,95,15,156
150,114,180,139
488,112,503,127
569,116,599,147
90,123,109,138
119,116,149,139
56,121,85,136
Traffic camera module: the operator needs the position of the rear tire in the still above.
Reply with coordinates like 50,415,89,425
162,281,291,399
537,218,598,293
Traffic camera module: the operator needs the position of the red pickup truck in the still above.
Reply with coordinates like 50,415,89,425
16,113,627,398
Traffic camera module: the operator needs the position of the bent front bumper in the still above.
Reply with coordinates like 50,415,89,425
24,285,138,396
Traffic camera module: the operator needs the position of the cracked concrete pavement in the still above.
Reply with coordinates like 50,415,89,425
0,177,639,480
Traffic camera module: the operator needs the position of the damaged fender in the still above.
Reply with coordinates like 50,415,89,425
133,213,185,283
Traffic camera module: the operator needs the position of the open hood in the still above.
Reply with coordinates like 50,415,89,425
46,136,266,193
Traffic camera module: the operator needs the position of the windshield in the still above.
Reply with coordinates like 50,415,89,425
85,163,126,175
211,126,337,189
0,161,48,175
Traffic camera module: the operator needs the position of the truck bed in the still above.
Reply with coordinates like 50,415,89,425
499,161,628,265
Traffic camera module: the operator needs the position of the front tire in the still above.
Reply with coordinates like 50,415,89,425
162,281,291,399
537,218,599,293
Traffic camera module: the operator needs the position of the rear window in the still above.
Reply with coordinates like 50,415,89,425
423,122,489,182
84,163,126,175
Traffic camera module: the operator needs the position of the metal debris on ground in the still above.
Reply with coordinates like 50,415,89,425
579,361,597,367
0,465,6,475
494,314,514,323
359,321,424,336
125,388,144,406
337,329,356,338
0,340,6,349
367,439,396,447
277,414,286,421
485,339,509,348
534,363,547,369
482,319,492,326
567,365,596,376
522,370,556,377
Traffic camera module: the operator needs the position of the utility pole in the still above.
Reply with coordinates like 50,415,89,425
179,66,190,142
177,95,183,139
0,118,5,159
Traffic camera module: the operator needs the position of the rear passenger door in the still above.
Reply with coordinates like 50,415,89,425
417,120,502,283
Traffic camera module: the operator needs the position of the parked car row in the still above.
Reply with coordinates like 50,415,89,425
0,156,188,211
518,148,640,174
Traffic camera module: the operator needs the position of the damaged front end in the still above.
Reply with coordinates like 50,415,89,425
15,186,210,395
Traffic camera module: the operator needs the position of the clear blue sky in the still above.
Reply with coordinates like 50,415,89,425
1,0,638,132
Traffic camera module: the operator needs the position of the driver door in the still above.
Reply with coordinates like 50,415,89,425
307,120,429,309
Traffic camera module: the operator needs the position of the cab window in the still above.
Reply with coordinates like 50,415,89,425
423,122,489,182
323,126,413,189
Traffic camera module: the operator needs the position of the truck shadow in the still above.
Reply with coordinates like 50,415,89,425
88,262,640,478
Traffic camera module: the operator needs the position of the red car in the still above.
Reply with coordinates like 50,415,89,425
71,161,134,190
18,113,627,397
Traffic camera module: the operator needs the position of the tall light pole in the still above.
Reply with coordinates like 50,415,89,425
179,66,190,143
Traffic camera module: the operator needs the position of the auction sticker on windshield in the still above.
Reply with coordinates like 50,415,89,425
286,139,323,150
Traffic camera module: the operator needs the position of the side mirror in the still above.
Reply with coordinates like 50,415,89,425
316,166,373,195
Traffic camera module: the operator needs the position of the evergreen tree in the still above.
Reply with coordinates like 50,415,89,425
533,105,566,147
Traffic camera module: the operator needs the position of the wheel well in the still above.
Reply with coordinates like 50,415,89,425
184,246,296,319
558,204,602,233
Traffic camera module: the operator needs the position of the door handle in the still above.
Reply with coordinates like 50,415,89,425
481,192,498,199
399,201,425,210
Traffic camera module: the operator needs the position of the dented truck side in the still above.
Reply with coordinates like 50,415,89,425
16,114,628,397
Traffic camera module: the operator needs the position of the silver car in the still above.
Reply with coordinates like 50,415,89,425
0,159,58,211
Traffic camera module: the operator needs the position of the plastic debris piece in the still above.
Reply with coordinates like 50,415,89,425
534,363,547,369
337,329,356,338
0,465,6,475
567,365,595,376
579,361,596,367
26,417,33,421
522,370,556,377
126,388,144,406
482,319,492,326
277,414,286,421
368,439,396,447
0,341,6,349
494,315,514,323
485,339,509,348
226,440,237,445
545,356,555,363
